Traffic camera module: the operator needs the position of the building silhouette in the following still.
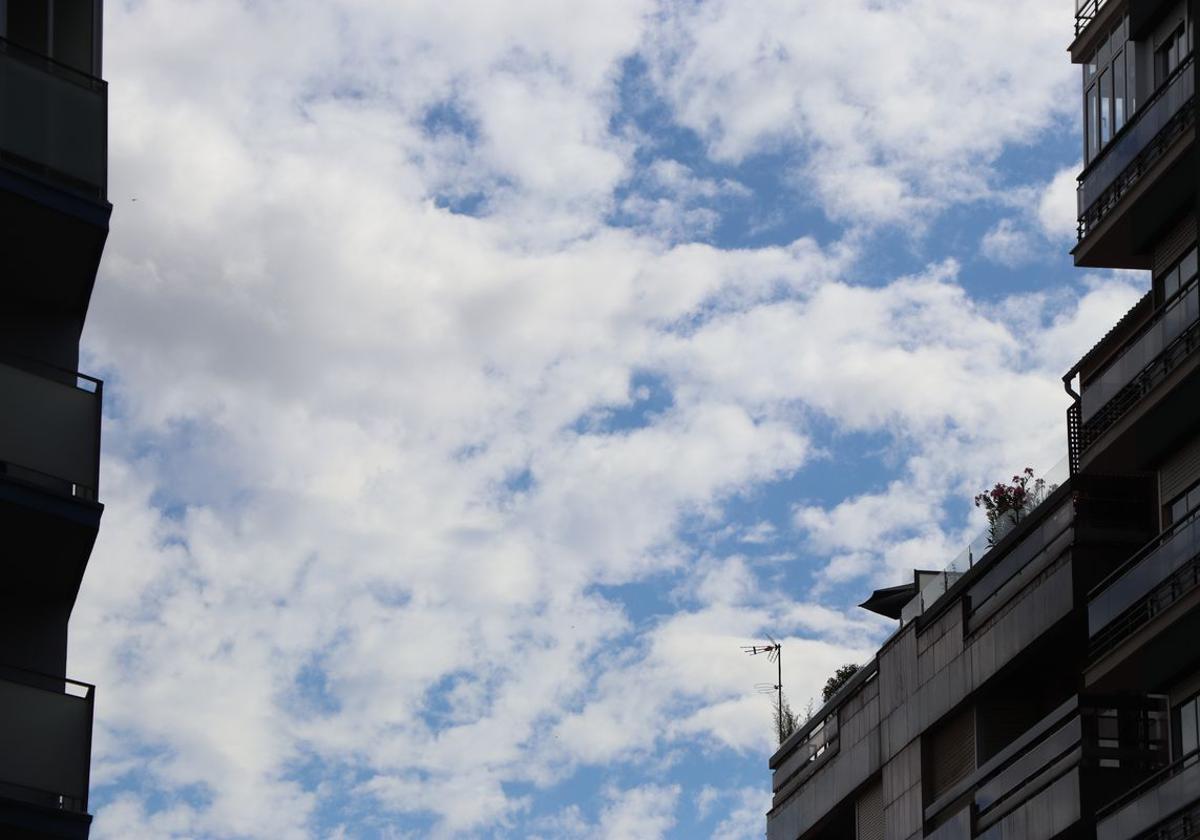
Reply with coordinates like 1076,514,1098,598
0,2,108,837
766,1,1200,839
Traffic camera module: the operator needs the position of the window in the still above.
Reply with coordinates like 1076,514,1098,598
1156,25,1187,86
1100,69,1112,145
1088,87,1100,162
1165,478,1200,528
1155,247,1197,306
1127,47,1138,115
1175,694,1199,762
1084,17,1133,163
2,1,95,74
1114,50,1126,132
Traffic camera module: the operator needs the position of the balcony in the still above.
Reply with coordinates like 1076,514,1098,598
0,36,106,200
1096,749,1200,840
924,694,1168,838
1089,510,1200,664
1069,273,1200,466
0,666,93,814
0,355,101,501
767,661,879,840
1077,54,1194,249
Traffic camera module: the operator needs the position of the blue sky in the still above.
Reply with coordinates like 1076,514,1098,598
72,1,1147,838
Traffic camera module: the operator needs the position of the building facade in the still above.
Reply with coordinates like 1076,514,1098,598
0,1,108,837
766,1,1200,839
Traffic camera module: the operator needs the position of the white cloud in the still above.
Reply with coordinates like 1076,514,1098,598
981,218,1037,267
645,0,1075,225
598,784,681,840
1037,163,1083,241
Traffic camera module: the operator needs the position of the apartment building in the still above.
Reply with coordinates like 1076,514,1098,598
766,1,1200,838
0,1,108,837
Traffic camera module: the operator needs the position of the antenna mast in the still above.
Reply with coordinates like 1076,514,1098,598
743,637,784,742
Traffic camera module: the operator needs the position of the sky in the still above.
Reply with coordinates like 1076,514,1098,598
73,1,1147,838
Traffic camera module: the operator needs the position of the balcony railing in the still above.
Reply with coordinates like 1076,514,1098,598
0,36,107,200
900,457,1070,624
1096,748,1200,840
0,355,102,500
0,666,93,812
1077,273,1200,450
770,659,878,806
1075,0,1112,36
1078,53,1195,241
925,694,1168,833
1089,509,1200,659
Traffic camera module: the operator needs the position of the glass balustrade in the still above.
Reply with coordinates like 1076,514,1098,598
0,667,93,812
0,356,101,499
1089,511,1200,641
1081,275,1199,424
0,37,106,198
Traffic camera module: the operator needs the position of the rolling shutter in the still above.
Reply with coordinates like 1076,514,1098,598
855,779,884,840
1161,432,1200,506
1153,215,1196,278
925,705,976,803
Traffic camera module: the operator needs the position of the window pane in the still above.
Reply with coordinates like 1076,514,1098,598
1109,26,1123,61
1100,70,1112,146
1088,87,1100,161
1182,699,1198,757
1187,485,1200,514
1165,266,1181,299
1114,51,1126,131
1128,47,1138,114
1171,495,1189,525
1181,248,1198,281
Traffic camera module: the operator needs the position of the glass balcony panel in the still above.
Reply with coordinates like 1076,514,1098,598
1089,514,1200,634
975,716,1082,813
0,358,100,497
0,38,106,196
1080,280,1199,422
0,670,92,811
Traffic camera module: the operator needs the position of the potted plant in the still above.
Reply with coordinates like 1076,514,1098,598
974,467,1047,546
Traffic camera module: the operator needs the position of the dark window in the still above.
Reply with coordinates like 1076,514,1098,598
1156,25,1187,86
6,3,49,54
1165,479,1200,528
53,0,95,74
1155,247,1198,307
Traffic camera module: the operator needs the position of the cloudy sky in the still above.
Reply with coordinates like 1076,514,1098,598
74,1,1144,837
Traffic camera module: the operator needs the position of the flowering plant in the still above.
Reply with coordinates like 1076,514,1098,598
974,467,1046,546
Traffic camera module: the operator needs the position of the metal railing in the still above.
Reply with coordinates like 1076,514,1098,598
0,665,94,812
1078,53,1195,241
0,36,107,199
1067,403,1082,475
1077,275,1200,452
1089,509,1200,659
1075,0,1112,36
1096,747,1199,820
0,354,102,500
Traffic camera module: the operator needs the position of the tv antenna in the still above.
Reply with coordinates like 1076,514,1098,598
743,636,785,742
